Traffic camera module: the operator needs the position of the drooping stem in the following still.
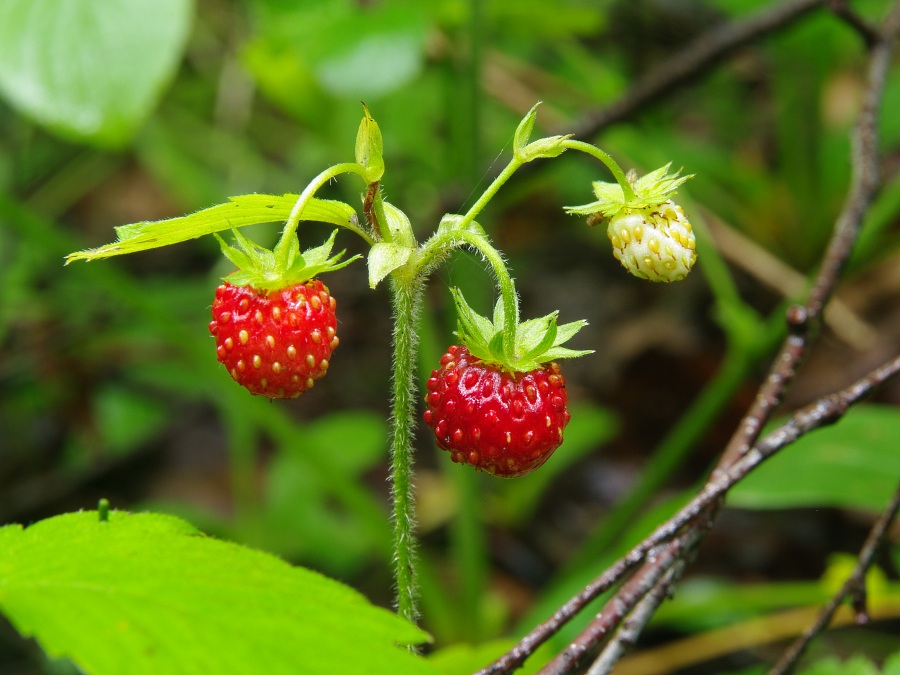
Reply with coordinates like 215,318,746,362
276,162,369,256
563,139,637,201
457,157,523,231
388,272,425,630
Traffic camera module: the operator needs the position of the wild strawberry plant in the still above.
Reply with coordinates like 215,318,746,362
23,103,697,671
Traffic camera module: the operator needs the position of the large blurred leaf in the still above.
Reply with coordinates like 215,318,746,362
730,405,900,512
246,0,427,106
0,0,193,147
0,511,435,675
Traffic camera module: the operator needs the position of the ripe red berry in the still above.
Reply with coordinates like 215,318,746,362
209,279,339,399
423,345,571,478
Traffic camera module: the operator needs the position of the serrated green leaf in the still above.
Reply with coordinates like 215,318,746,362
368,242,413,288
730,405,900,512
0,511,435,675
0,0,193,147
66,194,357,263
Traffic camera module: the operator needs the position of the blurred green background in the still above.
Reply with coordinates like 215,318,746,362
2,0,900,672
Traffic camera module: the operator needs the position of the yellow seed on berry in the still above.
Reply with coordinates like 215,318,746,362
239,330,249,344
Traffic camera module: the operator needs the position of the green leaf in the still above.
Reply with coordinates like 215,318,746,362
356,105,385,183
0,0,193,147
368,242,414,288
66,194,357,263
0,511,435,675
730,405,900,512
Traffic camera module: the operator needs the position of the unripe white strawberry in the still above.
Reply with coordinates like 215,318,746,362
565,162,697,282
607,200,696,282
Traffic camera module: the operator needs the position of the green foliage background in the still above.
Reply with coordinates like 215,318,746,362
1,0,900,673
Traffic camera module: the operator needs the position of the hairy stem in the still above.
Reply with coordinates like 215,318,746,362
277,163,369,255
563,140,637,201
388,274,425,630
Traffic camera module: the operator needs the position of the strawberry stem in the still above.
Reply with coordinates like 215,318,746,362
563,139,638,202
455,230,519,364
276,163,369,259
387,276,424,635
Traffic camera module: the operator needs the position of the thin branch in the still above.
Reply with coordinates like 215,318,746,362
827,0,881,47
562,0,829,139
476,3,900,673
541,528,706,675
586,561,686,675
768,480,900,675
475,353,900,675
713,0,898,475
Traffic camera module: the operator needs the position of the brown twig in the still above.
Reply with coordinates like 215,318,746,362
561,0,829,139
540,528,706,675
475,352,900,675
585,560,687,675
477,2,900,673
827,0,882,47
712,0,898,476
768,480,900,675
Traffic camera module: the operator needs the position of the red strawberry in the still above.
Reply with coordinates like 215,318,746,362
424,345,571,478
209,280,339,399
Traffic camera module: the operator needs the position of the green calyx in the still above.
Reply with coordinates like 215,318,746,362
216,228,359,291
451,288,592,374
564,163,692,222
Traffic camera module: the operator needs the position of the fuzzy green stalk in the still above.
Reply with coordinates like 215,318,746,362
387,272,425,632
455,230,519,362
277,163,370,257
456,157,523,232
563,139,638,202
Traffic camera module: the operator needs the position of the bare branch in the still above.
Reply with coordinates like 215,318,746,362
585,562,685,675
713,0,899,474
562,0,828,139
475,353,900,674
768,480,900,675
827,0,881,47
476,3,900,673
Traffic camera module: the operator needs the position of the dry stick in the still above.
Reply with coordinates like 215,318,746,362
562,0,828,140
476,352,900,675
585,559,688,675
477,3,900,671
713,0,893,474
768,480,900,675
581,5,900,669
539,527,709,675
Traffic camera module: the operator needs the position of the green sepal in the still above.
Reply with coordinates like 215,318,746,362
368,242,414,289
382,201,416,248
450,288,592,373
355,104,385,184
218,229,359,291
65,194,357,263
436,214,486,238
564,163,692,220
513,103,540,160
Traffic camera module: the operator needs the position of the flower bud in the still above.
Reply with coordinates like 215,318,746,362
607,200,696,282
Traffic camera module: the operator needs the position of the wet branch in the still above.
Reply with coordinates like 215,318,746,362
476,1,900,672
768,480,900,675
